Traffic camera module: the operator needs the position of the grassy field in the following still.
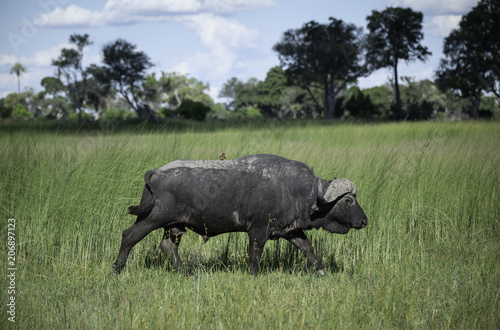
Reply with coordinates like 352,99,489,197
1,120,499,328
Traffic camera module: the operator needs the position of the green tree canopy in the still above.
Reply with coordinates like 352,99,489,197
10,62,26,97
219,77,259,110
165,72,213,108
274,17,367,118
366,7,431,116
435,0,500,118
177,98,210,121
85,64,113,119
344,86,378,119
141,72,170,111
51,33,92,123
40,77,64,97
102,38,154,120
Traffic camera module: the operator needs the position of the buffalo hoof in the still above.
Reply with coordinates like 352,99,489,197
112,262,125,274
316,269,326,276
179,268,194,277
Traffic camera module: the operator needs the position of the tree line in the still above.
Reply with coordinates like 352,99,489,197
2,0,498,122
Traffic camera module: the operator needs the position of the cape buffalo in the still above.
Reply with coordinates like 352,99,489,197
112,153,367,275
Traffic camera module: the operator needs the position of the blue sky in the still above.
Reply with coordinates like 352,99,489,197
0,0,479,102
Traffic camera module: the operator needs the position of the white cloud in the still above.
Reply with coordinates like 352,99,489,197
0,66,53,95
180,13,258,48
0,42,102,99
34,0,274,27
9,0,274,100
173,48,237,79
414,67,435,81
389,0,478,15
102,0,203,14
0,54,18,66
1,43,72,69
0,43,104,97
203,0,275,12
171,13,258,81
425,15,462,37
30,43,74,66
35,5,105,27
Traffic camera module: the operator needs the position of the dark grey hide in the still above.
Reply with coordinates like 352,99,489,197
112,154,367,275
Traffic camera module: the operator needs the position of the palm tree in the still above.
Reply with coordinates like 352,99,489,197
10,62,27,100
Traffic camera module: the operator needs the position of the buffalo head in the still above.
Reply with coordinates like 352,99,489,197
313,178,368,234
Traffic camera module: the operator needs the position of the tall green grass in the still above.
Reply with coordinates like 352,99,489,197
1,121,499,328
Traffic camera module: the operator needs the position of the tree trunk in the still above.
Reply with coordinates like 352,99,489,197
471,89,481,119
137,104,157,122
323,82,337,119
323,84,330,119
394,57,402,119
16,75,20,103
329,95,337,119
94,103,104,121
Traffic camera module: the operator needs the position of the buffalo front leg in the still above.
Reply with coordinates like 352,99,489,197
286,231,325,275
248,230,268,276
112,220,161,274
160,227,187,273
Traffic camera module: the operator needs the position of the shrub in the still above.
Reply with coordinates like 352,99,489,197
67,112,94,121
158,107,178,119
244,106,263,118
11,104,33,119
178,98,210,121
102,108,136,121
345,88,378,118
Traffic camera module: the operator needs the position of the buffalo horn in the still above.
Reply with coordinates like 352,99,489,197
321,178,357,203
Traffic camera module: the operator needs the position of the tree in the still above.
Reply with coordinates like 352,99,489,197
274,17,367,119
177,98,210,121
10,62,26,101
12,103,33,119
85,65,113,120
255,66,286,116
362,85,393,119
40,76,68,119
41,77,64,97
344,86,378,119
256,66,317,118
52,34,92,123
366,7,431,117
164,72,213,109
435,0,500,119
1,89,43,118
142,72,171,111
219,77,260,111
102,39,155,121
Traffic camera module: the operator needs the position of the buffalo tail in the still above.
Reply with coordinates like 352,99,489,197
128,170,156,218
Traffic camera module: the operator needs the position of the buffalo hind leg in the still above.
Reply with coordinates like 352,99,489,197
248,230,268,276
112,220,161,274
286,231,325,275
160,227,189,274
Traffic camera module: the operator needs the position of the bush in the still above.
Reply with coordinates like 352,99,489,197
158,107,178,119
102,108,136,121
244,106,263,118
11,104,33,119
178,99,210,121
67,112,94,121
345,88,378,119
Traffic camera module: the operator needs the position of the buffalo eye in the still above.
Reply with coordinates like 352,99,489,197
345,196,354,206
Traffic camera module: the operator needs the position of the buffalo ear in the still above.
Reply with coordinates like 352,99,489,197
319,178,357,204
310,178,322,213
